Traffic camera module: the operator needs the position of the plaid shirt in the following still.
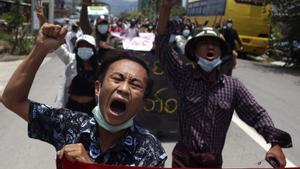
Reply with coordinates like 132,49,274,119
155,32,292,155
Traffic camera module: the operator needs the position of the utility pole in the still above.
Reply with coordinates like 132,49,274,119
48,0,54,23
31,0,39,30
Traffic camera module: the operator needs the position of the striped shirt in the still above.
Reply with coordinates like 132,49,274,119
155,31,292,155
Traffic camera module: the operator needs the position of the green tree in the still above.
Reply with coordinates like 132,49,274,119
170,4,185,17
0,0,26,54
263,0,300,67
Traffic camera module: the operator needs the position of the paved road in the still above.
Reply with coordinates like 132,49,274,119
0,57,299,168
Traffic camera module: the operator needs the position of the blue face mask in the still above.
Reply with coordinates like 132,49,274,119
77,47,94,60
92,96,134,133
197,56,222,72
97,24,109,34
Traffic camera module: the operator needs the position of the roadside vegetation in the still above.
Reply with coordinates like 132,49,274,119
263,0,300,68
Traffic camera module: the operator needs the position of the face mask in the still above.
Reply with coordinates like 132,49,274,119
197,56,222,72
112,23,117,28
77,47,94,60
97,24,109,34
169,34,176,43
92,94,134,133
227,23,233,28
182,29,190,37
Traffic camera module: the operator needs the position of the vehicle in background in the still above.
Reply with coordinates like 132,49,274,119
186,0,271,55
88,5,110,26
69,12,80,24
54,11,80,26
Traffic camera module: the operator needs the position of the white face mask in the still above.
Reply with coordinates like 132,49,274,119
112,23,117,28
77,47,94,60
97,24,109,34
182,29,190,37
227,23,233,28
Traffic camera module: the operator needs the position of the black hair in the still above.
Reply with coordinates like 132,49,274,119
96,49,153,98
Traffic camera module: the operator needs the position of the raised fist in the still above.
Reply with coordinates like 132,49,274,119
36,23,67,53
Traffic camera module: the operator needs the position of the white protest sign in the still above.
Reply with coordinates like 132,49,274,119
112,32,155,52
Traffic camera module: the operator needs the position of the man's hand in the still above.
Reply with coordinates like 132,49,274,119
99,41,110,49
35,0,44,20
266,144,286,167
82,0,92,6
57,143,95,164
35,0,47,24
36,23,67,53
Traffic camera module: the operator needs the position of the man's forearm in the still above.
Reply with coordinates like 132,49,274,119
157,5,172,34
2,44,48,121
80,4,92,35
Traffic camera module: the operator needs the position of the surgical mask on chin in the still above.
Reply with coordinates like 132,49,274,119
77,47,94,60
197,56,222,72
92,95,134,133
97,24,109,34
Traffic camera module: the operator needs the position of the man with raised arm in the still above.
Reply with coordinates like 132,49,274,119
156,0,292,168
1,23,167,166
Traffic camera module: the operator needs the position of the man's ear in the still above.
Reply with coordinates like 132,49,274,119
95,80,102,96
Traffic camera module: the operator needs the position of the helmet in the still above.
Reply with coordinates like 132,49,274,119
75,35,96,48
184,27,227,62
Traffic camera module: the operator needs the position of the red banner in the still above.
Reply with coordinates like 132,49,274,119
57,158,299,169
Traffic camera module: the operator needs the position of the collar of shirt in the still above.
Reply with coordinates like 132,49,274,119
85,121,139,159
192,67,225,85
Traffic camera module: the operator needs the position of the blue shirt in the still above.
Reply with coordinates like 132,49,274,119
28,101,167,167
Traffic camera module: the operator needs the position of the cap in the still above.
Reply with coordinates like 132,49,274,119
184,27,227,62
75,35,96,48
72,22,79,28
96,15,108,24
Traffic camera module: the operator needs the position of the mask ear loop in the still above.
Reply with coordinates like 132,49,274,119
95,82,102,104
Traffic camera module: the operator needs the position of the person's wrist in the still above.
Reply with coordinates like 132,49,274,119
271,143,281,149
34,43,51,55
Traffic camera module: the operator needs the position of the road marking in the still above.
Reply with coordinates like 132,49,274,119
232,114,296,167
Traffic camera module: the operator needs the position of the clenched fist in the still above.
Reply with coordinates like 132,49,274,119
36,23,67,53
57,143,95,164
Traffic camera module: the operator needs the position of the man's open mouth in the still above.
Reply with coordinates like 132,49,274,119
206,52,214,57
110,100,127,114
206,52,215,60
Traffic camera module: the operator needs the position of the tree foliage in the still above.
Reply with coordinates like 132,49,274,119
263,0,300,67
0,0,33,55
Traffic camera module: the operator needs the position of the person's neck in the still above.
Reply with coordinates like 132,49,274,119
97,126,127,152
201,69,218,84
83,61,93,71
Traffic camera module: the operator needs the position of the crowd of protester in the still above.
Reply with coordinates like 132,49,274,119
0,0,292,168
